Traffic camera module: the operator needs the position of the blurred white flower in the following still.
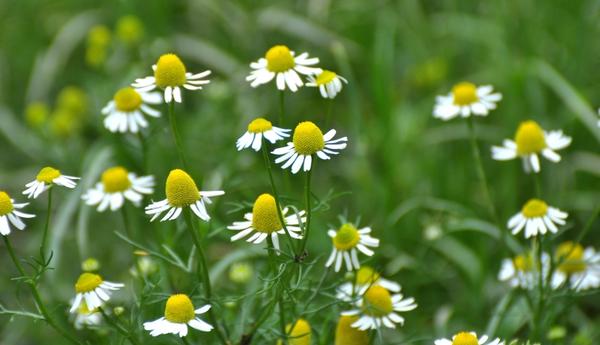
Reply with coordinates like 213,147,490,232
306,70,347,99
433,82,502,120
492,120,571,173
82,167,154,212
507,198,567,238
102,87,161,133
236,117,290,151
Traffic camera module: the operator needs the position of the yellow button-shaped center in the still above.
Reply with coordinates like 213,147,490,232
154,54,187,88
266,45,295,73
293,121,325,155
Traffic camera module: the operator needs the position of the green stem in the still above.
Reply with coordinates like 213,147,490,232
3,236,83,345
325,99,333,128
533,173,542,198
39,188,53,261
182,337,192,345
279,91,285,126
183,209,230,345
466,118,507,249
532,236,545,341
168,101,188,170
98,307,140,345
485,289,516,336
299,168,313,256
137,131,148,173
267,237,287,345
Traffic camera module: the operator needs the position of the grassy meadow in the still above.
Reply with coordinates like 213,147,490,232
0,1,599,344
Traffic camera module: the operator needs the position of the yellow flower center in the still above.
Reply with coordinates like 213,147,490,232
165,169,200,207
266,45,295,73
154,54,187,88
452,82,478,106
521,198,548,218
515,120,546,155
293,121,325,155
355,266,380,285
452,332,479,345
0,191,14,216
513,254,533,272
75,273,103,293
315,70,337,86
333,223,361,251
247,118,273,133
556,241,586,274
164,294,195,323
280,319,311,345
362,285,393,317
101,167,131,193
36,166,61,183
335,315,368,345
113,87,142,112
251,194,282,233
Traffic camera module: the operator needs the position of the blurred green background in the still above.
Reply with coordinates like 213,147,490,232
0,0,599,344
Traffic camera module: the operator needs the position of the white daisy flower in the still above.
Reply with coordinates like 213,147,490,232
22,166,79,199
272,121,348,174
246,45,320,92
0,191,35,236
434,332,504,345
342,284,417,330
132,53,211,103
325,223,379,272
335,315,369,345
72,301,102,329
306,70,348,99
433,82,502,121
507,198,568,238
336,266,401,302
227,193,305,253
551,242,600,292
236,117,290,151
491,120,572,173
143,294,213,338
69,272,124,313
498,252,550,290
145,169,224,222
102,87,162,133
82,166,154,212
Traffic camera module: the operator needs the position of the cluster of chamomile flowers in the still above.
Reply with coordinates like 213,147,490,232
431,81,600,343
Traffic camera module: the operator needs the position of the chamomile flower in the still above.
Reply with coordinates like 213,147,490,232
277,319,311,345
325,223,379,272
498,252,550,289
306,70,348,99
145,169,224,222
335,315,368,345
132,53,211,103
336,266,401,301
342,284,417,330
228,193,305,252
143,294,213,337
236,117,290,151
73,301,102,329
491,120,572,173
246,45,320,92
69,272,124,312
22,166,79,199
551,242,600,291
82,166,154,212
434,332,504,345
508,198,568,238
102,87,162,133
272,121,348,174
433,82,502,120
0,191,35,236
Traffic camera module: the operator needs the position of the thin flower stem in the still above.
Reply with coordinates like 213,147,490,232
466,118,507,249
261,140,295,252
137,131,148,173
168,101,188,170
3,236,84,345
532,236,546,342
183,209,230,345
533,173,542,198
299,168,313,256
98,307,140,345
325,99,333,128
181,337,192,345
267,237,287,345
279,91,285,126
39,187,53,261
